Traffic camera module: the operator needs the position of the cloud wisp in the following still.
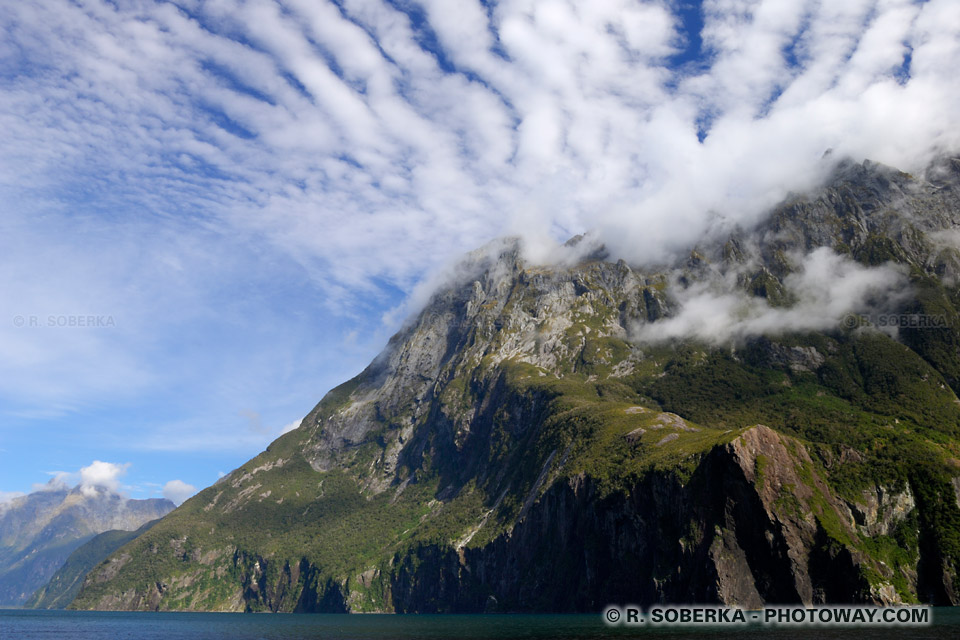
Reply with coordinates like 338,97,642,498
632,248,911,345
0,491,24,507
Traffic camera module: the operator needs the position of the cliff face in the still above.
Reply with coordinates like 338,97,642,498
72,157,960,612
391,425,904,612
0,488,174,606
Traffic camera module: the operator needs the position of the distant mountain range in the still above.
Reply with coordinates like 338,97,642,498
0,486,173,606
26,518,164,610
65,156,960,611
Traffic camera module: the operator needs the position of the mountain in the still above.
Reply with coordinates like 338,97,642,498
71,156,960,612
0,487,173,606
26,518,163,610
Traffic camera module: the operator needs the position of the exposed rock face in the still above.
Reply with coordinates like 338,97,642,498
846,485,917,538
71,156,960,612
0,488,174,606
299,243,666,480
390,426,902,612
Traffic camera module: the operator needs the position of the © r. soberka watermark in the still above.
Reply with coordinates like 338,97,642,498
12,315,116,328
842,312,950,330
603,605,932,627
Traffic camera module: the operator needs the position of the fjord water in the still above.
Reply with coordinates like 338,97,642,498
1,610,959,640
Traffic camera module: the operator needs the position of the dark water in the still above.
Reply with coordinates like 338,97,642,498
0,609,958,640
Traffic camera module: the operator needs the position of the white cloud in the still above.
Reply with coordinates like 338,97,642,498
25,461,132,497
0,0,955,282
162,479,196,506
633,248,910,345
0,0,957,446
78,460,130,497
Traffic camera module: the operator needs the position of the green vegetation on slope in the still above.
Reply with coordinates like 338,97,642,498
27,519,163,610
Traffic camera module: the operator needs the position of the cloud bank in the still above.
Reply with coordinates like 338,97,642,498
632,248,910,345
0,0,958,459
2,0,956,282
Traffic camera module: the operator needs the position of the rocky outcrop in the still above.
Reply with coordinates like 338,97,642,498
845,485,916,538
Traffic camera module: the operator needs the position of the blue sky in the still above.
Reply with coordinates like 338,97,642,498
1,0,958,505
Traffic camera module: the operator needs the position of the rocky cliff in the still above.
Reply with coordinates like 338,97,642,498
71,156,960,611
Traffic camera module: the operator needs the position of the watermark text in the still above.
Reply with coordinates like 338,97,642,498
603,605,931,628
12,315,116,329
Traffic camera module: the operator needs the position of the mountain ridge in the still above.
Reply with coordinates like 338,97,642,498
0,487,174,606
70,155,960,611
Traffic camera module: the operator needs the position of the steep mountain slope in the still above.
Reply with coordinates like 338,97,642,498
0,488,173,606
72,157,960,612
26,518,163,610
